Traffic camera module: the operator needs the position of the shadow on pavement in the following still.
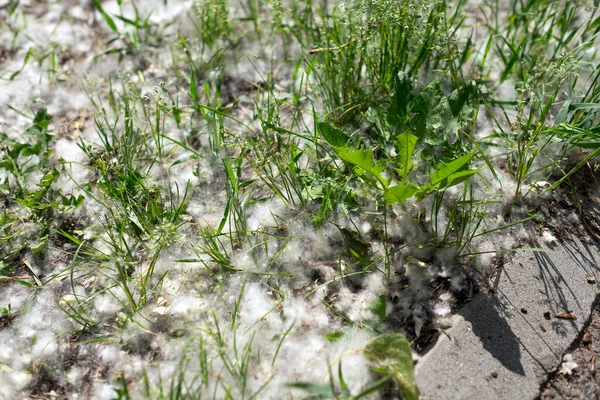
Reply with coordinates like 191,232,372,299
460,293,526,375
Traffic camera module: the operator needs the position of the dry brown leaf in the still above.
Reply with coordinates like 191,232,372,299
555,311,577,320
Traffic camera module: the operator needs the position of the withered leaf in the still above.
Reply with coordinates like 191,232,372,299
555,311,577,320
582,330,592,344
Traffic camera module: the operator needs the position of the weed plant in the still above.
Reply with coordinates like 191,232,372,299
2,0,600,398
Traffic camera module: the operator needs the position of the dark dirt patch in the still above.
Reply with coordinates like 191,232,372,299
27,361,70,399
0,312,15,331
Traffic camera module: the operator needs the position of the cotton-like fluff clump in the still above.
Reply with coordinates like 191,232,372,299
93,291,122,319
541,229,558,247
391,259,435,336
434,293,453,317
239,282,282,329
53,137,89,193
246,197,288,231
285,290,331,330
334,272,387,323
387,204,428,244
92,381,119,400
0,289,70,398
280,221,339,266
0,369,31,400
260,324,375,398
0,284,32,316
98,344,122,366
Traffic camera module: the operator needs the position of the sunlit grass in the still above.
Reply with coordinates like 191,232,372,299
1,0,599,398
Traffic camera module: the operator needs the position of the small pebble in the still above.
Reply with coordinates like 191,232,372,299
521,308,528,314
491,371,498,378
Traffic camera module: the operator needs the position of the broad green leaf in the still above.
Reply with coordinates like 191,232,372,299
383,184,419,204
439,168,481,189
429,152,475,188
336,147,387,186
0,160,12,171
319,123,388,187
395,132,418,179
19,143,41,158
365,333,419,400
368,295,387,323
318,122,349,148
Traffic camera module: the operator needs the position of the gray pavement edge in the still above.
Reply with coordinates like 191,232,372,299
415,237,600,399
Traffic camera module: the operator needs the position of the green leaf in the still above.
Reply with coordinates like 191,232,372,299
37,170,57,189
190,70,199,103
32,108,53,130
567,141,600,149
410,80,445,140
387,72,414,128
288,382,335,397
383,184,419,204
368,295,386,323
440,168,480,189
323,331,344,342
24,108,53,138
336,225,372,262
364,333,419,400
365,107,391,141
569,103,600,110
555,99,571,125
91,0,119,33
319,123,388,188
30,237,48,253
318,122,349,148
336,147,387,187
338,362,349,393
429,152,476,189
448,82,476,118
9,47,32,80
0,361,12,372
587,15,600,32
395,132,418,179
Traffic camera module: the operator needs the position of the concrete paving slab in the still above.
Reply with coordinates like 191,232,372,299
415,238,600,399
